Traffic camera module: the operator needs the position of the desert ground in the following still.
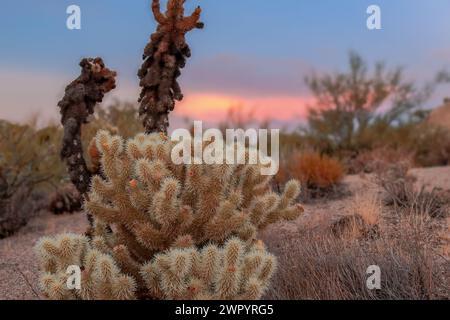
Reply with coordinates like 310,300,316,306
1,166,449,300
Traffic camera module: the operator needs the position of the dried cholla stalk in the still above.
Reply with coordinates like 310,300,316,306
35,131,303,300
58,58,117,195
138,0,204,134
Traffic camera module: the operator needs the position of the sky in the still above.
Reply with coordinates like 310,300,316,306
1,0,450,128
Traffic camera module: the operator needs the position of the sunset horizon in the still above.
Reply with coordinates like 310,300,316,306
2,0,450,128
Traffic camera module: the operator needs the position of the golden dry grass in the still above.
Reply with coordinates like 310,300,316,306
263,212,448,300
350,193,382,227
262,175,450,300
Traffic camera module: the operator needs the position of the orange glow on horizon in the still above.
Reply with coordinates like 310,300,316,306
175,92,312,122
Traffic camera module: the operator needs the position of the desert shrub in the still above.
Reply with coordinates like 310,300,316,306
346,147,415,175
278,151,345,199
301,51,450,169
304,52,446,153
48,184,82,215
0,121,65,237
0,187,47,239
348,118,450,169
83,102,142,141
410,125,450,167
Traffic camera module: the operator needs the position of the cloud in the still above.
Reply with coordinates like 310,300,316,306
0,69,70,125
181,54,312,97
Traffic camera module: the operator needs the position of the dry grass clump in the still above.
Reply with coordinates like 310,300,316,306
442,218,450,257
377,163,449,218
263,209,449,300
277,151,345,200
331,194,381,240
351,193,382,227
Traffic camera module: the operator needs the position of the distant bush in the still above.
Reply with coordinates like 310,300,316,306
0,121,64,237
304,52,447,152
83,101,142,141
277,151,345,199
346,147,415,175
82,101,142,170
411,125,450,167
293,118,450,172
297,51,450,170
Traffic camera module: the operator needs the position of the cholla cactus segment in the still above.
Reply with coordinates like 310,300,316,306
140,238,277,300
138,0,204,134
35,234,136,300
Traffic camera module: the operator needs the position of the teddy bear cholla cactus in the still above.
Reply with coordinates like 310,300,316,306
36,131,303,300
37,234,275,300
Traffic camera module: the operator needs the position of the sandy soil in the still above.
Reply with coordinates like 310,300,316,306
1,166,449,300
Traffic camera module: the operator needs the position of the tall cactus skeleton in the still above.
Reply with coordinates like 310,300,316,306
36,0,304,300
138,0,204,134
58,57,117,196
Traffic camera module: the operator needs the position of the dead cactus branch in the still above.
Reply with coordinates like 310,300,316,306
138,0,204,134
58,57,117,195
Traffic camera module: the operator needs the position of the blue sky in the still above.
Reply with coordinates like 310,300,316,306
1,0,450,125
